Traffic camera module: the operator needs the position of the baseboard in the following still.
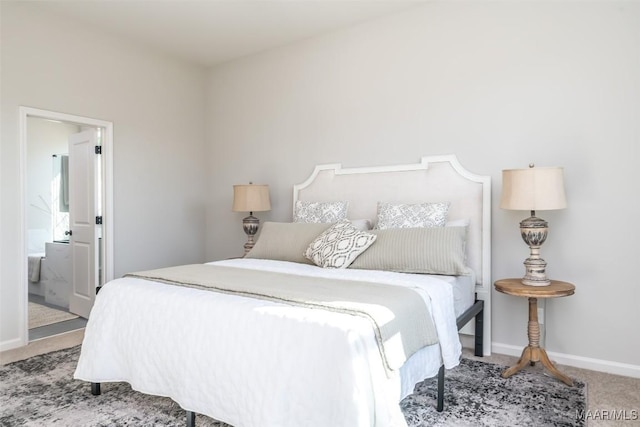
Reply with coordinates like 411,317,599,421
492,342,640,379
0,337,26,353
0,329,84,365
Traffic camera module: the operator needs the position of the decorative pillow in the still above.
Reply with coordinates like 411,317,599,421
294,200,349,223
376,202,449,229
349,226,470,275
304,220,377,269
246,222,333,264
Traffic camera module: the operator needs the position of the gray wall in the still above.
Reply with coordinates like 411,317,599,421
205,2,640,371
0,2,208,349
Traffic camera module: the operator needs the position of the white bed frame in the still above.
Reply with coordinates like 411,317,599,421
293,154,492,355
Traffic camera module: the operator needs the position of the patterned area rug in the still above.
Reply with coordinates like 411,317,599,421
0,346,586,426
28,302,78,329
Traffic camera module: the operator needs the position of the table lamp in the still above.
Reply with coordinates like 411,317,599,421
500,165,567,286
232,183,271,255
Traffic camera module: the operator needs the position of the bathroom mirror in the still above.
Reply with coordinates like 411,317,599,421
52,153,70,243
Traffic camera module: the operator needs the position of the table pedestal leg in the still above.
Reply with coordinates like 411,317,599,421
501,297,573,386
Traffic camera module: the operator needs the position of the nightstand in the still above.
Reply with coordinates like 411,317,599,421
494,278,575,386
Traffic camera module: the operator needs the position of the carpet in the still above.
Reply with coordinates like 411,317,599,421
28,302,78,329
0,346,586,426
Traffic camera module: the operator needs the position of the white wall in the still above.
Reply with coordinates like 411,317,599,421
0,3,208,350
206,2,640,372
2,0,637,374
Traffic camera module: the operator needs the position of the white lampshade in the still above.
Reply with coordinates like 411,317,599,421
232,184,271,213
500,167,567,211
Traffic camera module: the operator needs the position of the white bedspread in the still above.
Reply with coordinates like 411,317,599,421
74,259,462,427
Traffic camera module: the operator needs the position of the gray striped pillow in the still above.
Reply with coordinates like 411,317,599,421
348,226,470,275
246,222,333,264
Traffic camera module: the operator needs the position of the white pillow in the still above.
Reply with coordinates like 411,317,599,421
304,220,377,269
294,200,349,223
376,202,450,229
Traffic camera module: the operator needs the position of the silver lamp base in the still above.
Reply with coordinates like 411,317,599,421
242,213,260,256
520,213,551,286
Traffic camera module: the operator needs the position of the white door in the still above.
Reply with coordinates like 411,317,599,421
68,129,100,318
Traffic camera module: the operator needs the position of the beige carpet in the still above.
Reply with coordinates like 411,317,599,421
29,302,78,329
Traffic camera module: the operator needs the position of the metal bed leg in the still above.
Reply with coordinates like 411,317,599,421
186,410,196,427
475,302,484,357
91,382,101,396
436,365,445,412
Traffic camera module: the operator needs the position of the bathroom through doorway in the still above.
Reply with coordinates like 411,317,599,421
20,107,114,344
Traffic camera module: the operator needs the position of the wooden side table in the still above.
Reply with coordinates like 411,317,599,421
494,278,575,386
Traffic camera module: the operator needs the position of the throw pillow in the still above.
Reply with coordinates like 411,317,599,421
294,200,349,223
304,220,377,268
376,202,449,229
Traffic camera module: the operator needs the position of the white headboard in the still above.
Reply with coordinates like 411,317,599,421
293,155,491,348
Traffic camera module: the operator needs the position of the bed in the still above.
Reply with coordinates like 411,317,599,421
74,155,491,427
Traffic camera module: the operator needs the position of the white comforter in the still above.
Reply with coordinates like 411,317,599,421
74,259,462,427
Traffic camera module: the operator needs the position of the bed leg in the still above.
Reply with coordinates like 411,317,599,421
436,365,445,412
186,410,196,427
91,382,101,395
474,301,484,357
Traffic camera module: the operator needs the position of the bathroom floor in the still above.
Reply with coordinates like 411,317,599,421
28,295,87,341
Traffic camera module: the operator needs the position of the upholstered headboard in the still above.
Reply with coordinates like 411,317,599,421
293,155,491,349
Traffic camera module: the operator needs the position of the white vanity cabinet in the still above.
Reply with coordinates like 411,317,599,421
41,242,72,309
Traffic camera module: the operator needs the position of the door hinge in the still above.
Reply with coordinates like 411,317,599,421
95,145,102,155
96,216,103,225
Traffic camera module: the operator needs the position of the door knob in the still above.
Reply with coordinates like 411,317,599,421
65,230,73,236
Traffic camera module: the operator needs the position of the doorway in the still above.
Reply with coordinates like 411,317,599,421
19,107,113,344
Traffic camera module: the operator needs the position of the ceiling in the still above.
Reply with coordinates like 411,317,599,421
34,1,424,68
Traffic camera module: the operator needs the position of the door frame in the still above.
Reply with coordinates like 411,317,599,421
18,106,114,345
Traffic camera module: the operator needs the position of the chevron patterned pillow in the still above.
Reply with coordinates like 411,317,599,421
304,220,377,269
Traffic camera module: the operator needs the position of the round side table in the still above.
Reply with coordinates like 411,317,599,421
494,278,575,386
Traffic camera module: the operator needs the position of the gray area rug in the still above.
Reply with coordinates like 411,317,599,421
0,346,586,426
